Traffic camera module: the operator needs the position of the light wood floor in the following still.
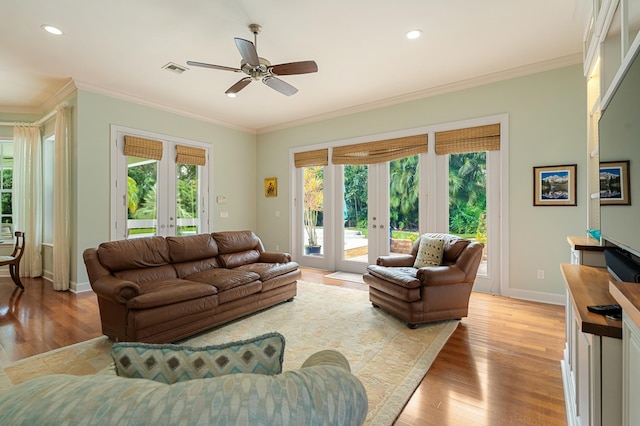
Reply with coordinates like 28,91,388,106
0,270,566,425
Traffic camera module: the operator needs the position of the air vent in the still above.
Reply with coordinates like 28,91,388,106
162,62,188,74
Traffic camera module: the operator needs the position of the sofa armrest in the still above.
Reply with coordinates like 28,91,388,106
417,265,467,286
91,275,141,304
259,251,292,263
376,254,414,267
301,349,351,372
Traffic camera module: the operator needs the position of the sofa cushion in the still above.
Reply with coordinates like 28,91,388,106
217,249,261,268
237,261,300,281
127,279,217,309
97,236,170,271
111,332,286,384
184,268,260,290
413,236,445,268
213,230,262,254
172,258,220,279
114,264,178,284
167,234,219,263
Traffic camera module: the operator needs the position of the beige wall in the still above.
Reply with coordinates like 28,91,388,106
256,64,587,299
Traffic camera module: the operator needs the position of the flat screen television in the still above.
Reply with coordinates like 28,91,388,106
599,41,640,281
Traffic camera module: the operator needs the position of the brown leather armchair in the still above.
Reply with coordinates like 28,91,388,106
363,233,484,328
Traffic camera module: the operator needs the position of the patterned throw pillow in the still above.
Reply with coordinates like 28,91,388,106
111,332,285,384
413,236,445,268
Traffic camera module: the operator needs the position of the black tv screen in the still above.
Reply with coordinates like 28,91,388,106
599,45,640,259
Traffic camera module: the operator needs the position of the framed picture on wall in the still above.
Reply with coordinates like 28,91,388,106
264,177,277,197
533,164,577,206
600,160,630,205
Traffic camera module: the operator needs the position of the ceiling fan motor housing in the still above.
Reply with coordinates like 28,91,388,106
242,57,271,79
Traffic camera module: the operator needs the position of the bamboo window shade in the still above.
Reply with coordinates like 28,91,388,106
332,134,427,165
434,123,500,155
123,135,163,160
176,145,206,166
294,149,329,168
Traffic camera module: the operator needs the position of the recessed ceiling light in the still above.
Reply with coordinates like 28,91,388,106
41,24,64,36
406,29,423,40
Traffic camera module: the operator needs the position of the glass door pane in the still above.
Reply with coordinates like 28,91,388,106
389,155,420,255
448,151,487,276
127,157,159,238
176,163,200,235
342,164,369,264
303,165,324,257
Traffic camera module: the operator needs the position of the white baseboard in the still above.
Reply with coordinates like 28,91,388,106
502,287,565,305
23,272,93,294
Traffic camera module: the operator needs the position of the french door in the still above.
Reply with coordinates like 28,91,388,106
111,126,209,240
293,117,506,294
297,155,422,274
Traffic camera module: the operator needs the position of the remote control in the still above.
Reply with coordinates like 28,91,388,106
587,304,622,315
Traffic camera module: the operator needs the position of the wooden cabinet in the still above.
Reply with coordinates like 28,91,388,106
561,264,622,426
609,281,640,425
568,236,606,267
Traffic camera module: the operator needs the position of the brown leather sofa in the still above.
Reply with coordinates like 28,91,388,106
83,230,300,343
363,233,484,328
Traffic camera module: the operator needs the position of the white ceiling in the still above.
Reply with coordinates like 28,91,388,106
2,1,586,133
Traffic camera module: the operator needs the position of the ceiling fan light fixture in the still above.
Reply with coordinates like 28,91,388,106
41,24,64,36
405,29,423,40
226,92,237,98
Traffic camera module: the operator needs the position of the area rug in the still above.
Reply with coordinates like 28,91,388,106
0,281,457,425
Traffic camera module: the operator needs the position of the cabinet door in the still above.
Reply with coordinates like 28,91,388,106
623,316,640,426
576,324,593,426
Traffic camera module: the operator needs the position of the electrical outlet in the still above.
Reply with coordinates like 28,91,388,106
537,269,545,279
275,245,280,251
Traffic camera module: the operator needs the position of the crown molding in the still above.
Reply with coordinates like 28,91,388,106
256,53,583,134
72,80,256,135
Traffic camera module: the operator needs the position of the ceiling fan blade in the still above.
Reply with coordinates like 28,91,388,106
234,38,259,67
225,77,252,95
263,76,298,96
270,61,318,76
187,61,241,72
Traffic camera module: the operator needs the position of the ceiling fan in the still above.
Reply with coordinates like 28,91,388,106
187,24,318,97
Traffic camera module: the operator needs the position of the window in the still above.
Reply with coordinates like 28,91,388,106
111,126,210,240
42,135,54,244
0,141,13,238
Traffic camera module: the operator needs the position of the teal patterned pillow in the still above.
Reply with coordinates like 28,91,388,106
111,332,285,384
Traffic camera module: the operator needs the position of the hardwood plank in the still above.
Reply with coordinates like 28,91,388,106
0,270,567,425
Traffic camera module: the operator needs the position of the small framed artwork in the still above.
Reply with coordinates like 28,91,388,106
600,160,630,205
533,164,577,206
264,177,277,197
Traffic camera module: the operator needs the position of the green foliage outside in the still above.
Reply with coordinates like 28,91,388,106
127,162,199,235
340,152,487,242
448,152,487,238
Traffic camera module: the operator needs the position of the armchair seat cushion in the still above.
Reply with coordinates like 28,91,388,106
366,265,420,289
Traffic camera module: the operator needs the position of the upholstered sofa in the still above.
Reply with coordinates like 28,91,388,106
363,233,484,328
83,230,301,343
0,347,368,425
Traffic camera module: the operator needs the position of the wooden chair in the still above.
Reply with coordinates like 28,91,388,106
0,231,26,290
